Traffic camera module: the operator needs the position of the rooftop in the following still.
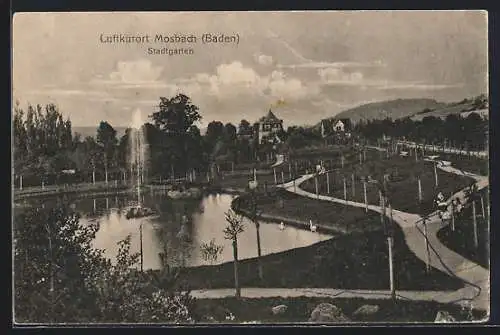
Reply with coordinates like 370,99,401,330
258,110,282,123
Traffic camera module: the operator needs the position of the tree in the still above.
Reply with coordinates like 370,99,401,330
115,128,132,180
151,94,201,135
205,121,225,155
96,121,118,184
223,209,245,298
13,103,74,181
200,239,224,265
150,94,202,174
472,94,488,110
83,137,100,183
464,113,485,150
185,125,206,173
238,119,252,134
444,114,462,147
223,123,237,142
247,189,264,281
13,102,28,174
14,205,194,323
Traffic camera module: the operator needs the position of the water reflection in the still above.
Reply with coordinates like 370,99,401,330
25,192,332,270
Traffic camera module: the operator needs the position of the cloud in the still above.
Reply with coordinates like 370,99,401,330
254,53,274,66
91,59,168,88
278,60,387,69
266,70,319,100
317,67,462,91
26,88,110,98
318,68,365,85
174,61,318,102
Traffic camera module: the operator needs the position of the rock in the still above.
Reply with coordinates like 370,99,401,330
271,304,288,315
209,306,233,322
353,304,380,316
201,315,216,322
434,311,456,323
309,303,350,323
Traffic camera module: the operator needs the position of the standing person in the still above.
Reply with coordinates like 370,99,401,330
435,192,447,218
455,197,463,215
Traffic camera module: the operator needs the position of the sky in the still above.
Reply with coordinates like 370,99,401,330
12,11,488,129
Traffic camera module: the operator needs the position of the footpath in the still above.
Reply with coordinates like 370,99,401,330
192,160,489,313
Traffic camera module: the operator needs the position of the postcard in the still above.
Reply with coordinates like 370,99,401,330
12,11,489,325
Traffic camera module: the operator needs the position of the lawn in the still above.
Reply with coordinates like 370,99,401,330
437,188,489,269
215,172,295,191
234,189,382,234
300,156,475,215
192,296,487,323
174,218,464,291
214,147,381,191
289,144,354,160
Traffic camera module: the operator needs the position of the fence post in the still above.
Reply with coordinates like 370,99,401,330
423,219,430,273
434,162,438,187
315,175,319,199
343,177,347,203
364,181,368,212
418,177,423,203
326,172,330,194
351,173,355,197
481,195,486,219
473,200,478,248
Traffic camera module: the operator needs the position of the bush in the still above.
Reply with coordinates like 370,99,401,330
13,206,194,324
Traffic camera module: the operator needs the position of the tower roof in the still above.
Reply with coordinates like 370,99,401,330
259,109,281,123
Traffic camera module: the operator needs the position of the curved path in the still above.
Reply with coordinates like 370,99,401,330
271,155,286,168
192,161,489,313
273,161,489,311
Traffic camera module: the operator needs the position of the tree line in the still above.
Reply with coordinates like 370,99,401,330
13,94,488,187
353,112,488,151
13,94,277,185
13,93,344,186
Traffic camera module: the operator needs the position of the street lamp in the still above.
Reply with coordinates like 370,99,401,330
139,220,144,272
368,173,395,301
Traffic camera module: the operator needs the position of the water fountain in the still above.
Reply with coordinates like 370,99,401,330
126,108,156,220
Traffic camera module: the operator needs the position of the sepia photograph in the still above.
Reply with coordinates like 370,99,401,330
12,11,489,325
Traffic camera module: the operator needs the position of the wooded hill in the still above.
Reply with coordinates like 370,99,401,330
327,94,488,124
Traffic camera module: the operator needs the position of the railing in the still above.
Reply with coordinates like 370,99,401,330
396,140,488,159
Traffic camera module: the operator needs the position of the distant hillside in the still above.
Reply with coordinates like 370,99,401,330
72,126,128,139
408,100,488,121
332,98,446,123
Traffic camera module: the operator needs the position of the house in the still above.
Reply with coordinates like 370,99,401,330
319,118,352,144
256,110,284,144
320,118,352,137
333,118,352,135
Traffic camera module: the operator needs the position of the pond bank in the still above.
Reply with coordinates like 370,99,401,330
13,182,242,202
231,198,345,235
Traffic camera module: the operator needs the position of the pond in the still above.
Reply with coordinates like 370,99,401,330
21,192,332,270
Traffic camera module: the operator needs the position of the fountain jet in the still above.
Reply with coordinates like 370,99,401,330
129,108,148,206
126,109,157,220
